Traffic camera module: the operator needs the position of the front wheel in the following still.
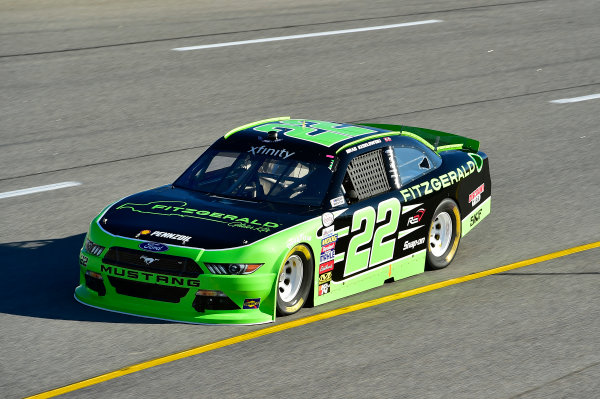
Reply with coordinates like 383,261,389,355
276,244,313,316
426,198,461,270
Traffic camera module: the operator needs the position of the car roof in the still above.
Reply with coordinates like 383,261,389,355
221,117,397,156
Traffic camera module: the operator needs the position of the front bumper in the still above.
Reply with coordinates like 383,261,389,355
75,240,278,325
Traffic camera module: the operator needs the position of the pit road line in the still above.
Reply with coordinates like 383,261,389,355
0,182,81,199
172,20,442,51
550,93,600,103
25,240,600,399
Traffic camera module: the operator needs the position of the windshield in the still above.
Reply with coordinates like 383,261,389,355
174,149,332,206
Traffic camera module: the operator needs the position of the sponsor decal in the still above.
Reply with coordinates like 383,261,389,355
286,233,313,249
330,196,345,208
319,260,335,274
116,201,280,231
243,298,261,309
248,145,295,159
384,147,400,189
470,209,483,227
322,212,334,227
150,231,191,245
407,208,426,225
79,254,88,267
319,272,332,284
318,282,330,296
321,225,335,238
399,161,478,202
345,138,382,154
468,183,485,207
321,234,338,246
321,242,336,253
136,229,192,245
468,153,484,173
403,237,426,251
100,265,200,287
139,255,159,265
139,242,169,252
320,250,335,263
383,137,392,142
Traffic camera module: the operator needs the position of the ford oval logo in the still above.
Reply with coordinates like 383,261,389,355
139,242,169,252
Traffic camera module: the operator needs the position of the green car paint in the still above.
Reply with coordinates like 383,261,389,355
76,118,491,325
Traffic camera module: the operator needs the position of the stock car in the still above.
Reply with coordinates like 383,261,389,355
75,117,491,324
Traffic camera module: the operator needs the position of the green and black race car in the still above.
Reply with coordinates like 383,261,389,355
75,117,491,324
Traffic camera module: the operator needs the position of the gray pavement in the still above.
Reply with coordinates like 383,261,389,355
1,0,599,398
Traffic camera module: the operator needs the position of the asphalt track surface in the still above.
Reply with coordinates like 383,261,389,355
1,0,599,397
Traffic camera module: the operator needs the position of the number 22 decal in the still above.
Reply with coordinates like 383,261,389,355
344,198,401,277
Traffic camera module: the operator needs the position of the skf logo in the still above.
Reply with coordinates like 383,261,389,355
318,282,330,296
319,260,334,274
248,145,295,159
469,183,485,207
407,208,426,225
470,209,483,227
140,255,159,265
243,298,261,309
319,272,332,284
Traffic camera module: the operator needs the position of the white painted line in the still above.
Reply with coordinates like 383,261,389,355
172,20,443,51
550,93,600,104
0,181,82,199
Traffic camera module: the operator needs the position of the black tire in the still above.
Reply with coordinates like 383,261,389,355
426,198,461,270
276,244,313,316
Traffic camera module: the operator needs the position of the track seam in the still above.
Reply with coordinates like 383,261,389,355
0,0,548,58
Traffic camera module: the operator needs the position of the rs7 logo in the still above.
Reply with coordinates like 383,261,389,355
344,198,401,277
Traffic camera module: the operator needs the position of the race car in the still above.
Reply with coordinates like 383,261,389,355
75,117,491,324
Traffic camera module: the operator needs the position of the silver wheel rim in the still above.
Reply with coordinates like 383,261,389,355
429,211,453,257
278,255,303,302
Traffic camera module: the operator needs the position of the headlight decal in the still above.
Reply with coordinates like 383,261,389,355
204,263,263,275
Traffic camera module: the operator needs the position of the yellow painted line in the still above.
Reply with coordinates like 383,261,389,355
26,241,600,399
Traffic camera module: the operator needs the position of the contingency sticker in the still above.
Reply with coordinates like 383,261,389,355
243,298,261,309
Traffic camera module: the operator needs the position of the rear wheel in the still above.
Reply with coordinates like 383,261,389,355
426,198,461,270
276,245,313,316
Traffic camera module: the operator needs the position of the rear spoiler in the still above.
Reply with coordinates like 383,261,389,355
356,123,480,153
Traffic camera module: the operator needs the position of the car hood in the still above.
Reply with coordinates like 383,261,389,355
98,186,314,249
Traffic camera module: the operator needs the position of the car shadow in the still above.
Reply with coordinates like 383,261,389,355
0,233,168,323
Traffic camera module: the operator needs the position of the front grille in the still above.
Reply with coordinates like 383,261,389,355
108,276,188,303
103,247,202,278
